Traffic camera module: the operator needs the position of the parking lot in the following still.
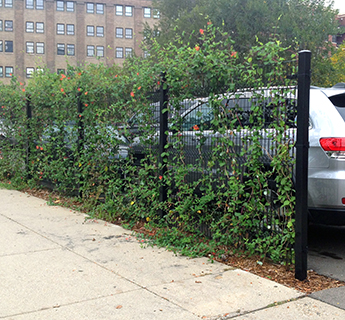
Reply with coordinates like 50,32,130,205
308,223,345,281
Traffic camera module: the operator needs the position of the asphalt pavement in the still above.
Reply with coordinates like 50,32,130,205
1,188,345,319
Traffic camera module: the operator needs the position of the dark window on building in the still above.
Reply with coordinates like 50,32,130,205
115,5,122,15
116,27,123,38
0,20,2,31
96,45,104,57
0,67,3,77
57,24,65,35
4,0,13,8
143,7,151,18
96,3,104,14
125,6,132,17
153,9,160,19
36,22,44,33
26,41,34,53
5,20,13,32
87,45,95,56
96,26,104,37
86,3,94,13
125,28,132,39
36,42,44,54
57,68,65,74
26,67,34,78
57,43,65,55
66,24,74,35
87,25,94,36
5,40,13,52
0,40,2,52
36,0,44,10
56,0,64,11
26,21,34,33
66,1,74,12
26,0,34,9
67,44,75,55
116,47,123,58
125,47,133,57
5,66,13,77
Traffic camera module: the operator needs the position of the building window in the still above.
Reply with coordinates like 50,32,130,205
5,20,13,32
86,25,94,36
143,50,150,58
4,0,12,8
67,44,75,56
26,41,34,53
26,67,34,78
86,3,94,13
0,40,2,52
5,66,13,77
57,68,65,74
96,26,104,37
56,0,64,11
66,24,74,35
115,5,123,15
116,47,123,58
36,42,44,54
57,23,65,35
116,27,123,38
96,3,104,14
36,22,44,33
0,21,2,31
143,7,151,18
26,0,34,9
153,9,160,19
57,43,65,55
125,47,133,58
87,45,95,56
66,1,74,12
0,67,3,77
36,0,44,10
5,40,13,52
125,6,133,16
125,28,133,39
96,46,104,57
26,21,34,33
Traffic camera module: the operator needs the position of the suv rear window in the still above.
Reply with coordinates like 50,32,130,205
327,93,345,121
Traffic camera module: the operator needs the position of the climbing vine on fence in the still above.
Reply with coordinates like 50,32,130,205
0,23,297,264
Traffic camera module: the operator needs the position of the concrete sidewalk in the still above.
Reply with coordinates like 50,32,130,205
0,189,344,320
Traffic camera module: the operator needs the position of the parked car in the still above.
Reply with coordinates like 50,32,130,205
129,85,345,225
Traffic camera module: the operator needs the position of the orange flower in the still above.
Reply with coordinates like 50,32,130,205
78,88,81,91
61,88,64,92
84,103,88,107
137,72,139,76
159,175,163,180
67,77,70,80
78,72,82,76
20,82,23,86
60,74,66,80
207,21,212,25
115,75,118,78
231,51,237,58
79,114,82,117
138,86,141,90
85,91,88,95
193,125,200,131
36,145,39,149
157,81,160,85
195,46,200,51
22,88,25,92
40,147,43,151
199,29,204,35
130,91,135,97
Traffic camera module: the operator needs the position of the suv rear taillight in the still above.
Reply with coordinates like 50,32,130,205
320,137,345,158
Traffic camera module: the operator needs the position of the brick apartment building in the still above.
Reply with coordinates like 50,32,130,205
0,0,158,83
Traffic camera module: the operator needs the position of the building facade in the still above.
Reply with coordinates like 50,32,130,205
0,0,158,83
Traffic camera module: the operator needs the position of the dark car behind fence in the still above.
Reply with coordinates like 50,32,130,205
0,51,310,279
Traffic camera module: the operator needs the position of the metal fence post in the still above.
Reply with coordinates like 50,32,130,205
26,95,32,179
295,50,311,281
77,91,84,197
158,73,169,218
